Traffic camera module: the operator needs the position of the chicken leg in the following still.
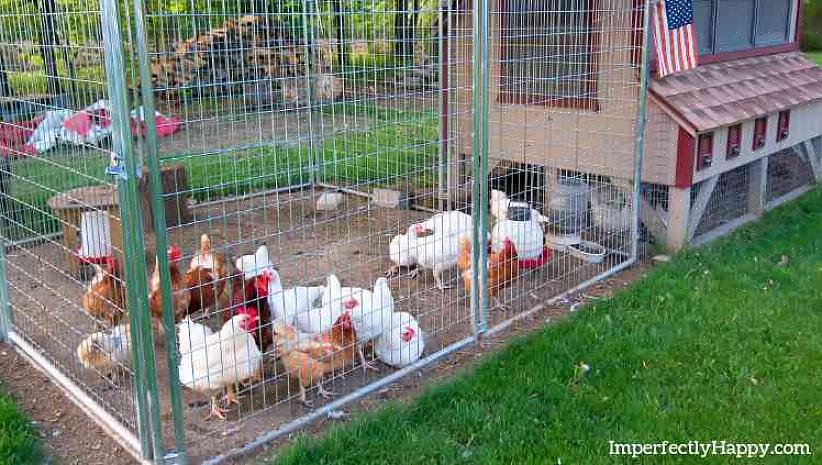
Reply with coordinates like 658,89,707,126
491,296,510,311
299,380,337,407
205,395,229,421
357,343,379,373
223,384,243,406
433,264,452,290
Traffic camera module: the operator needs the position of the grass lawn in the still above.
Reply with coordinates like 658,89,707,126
0,390,41,465
809,51,822,67
2,104,438,240
271,186,822,465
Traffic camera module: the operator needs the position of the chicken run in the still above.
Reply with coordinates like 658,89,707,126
0,0,649,462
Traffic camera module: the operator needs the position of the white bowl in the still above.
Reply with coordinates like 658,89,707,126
568,240,606,264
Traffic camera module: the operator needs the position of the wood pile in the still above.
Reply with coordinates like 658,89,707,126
150,15,342,106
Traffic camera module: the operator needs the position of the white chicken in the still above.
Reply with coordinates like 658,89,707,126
177,313,262,420
375,312,425,368
293,274,345,334
388,211,472,277
408,211,472,237
389,226,465,290
76,324,131,377
321,275,395,371
177,315,212,354
235,246,324,326
490,190,548,223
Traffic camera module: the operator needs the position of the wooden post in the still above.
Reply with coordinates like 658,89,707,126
137,163,192,231
802,140,821,182
666,186,691,252
747,156,769,216
686,175,718,241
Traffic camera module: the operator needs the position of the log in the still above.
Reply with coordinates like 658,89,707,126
138,163,193,231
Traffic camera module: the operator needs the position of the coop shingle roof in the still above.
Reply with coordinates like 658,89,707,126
649,51,822,133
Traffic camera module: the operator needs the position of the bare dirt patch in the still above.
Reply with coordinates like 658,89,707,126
1,187,650,463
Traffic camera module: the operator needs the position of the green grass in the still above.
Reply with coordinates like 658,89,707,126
270,187,822,465
809,51,822,67
2,104,438,239
0,390,41,465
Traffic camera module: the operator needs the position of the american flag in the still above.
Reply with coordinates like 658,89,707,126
653,0,699,77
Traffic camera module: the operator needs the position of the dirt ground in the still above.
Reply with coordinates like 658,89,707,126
0,187,650,464
0,347,135,465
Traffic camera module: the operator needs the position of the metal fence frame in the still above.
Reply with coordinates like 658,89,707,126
0,0,653,461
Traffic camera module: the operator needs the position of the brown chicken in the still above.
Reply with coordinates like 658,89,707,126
148,245,191,331
186,234,230,314
272,313,357,406
81,257,126,328
457,236,519,302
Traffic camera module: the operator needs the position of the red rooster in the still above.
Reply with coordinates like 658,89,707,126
222,271,273,352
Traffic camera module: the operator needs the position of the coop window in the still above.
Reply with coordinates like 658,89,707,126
726,124,742,158
777,110,790,142
693,0,793,55
753,117,767,150
499,0,599,110
697,133,714,170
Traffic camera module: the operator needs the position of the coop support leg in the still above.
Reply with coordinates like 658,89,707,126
686,176,718,242
747,156,769,216
639,195,668,245
666,186,691,252
802,140,821,182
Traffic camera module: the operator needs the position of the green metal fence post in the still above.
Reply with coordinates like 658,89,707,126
99,0,165,461
0,147,11,342
631,0,653,261
0,238,11,343
471,0,491,336
131,0,188,462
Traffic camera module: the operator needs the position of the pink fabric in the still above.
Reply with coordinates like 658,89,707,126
129,115,181,138
155,115,182,137
62,112,93,137
0,119,38,158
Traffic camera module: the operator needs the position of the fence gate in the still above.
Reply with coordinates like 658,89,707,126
0,0,651,462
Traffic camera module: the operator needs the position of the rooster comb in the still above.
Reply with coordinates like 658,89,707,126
168,245,183,262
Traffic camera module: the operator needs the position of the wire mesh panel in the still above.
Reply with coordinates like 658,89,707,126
138,0,479,461
692,164,752,240
1,0,648,461
450,0,646,327
765,147,815,203
0,0,143,455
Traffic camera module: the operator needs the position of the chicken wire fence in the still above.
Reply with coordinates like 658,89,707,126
0,0,651,462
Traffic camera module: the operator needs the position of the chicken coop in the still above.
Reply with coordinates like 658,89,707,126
0,0,650,463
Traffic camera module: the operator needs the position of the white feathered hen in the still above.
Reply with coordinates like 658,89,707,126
177,314,262,420
389,226,464,290
321,276,395,371
409,211,472,237
375,312,425,368
287,273,345,334
235,246,324,326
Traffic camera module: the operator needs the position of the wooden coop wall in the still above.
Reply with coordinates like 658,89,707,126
448,0,642,185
